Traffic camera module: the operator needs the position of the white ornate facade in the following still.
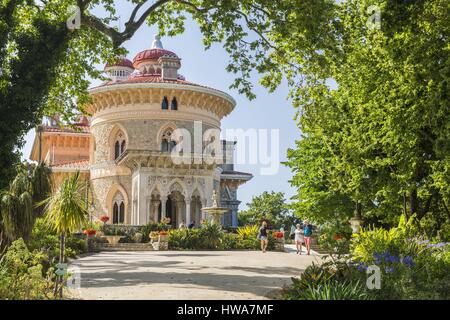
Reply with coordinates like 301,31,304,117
30,35,252,227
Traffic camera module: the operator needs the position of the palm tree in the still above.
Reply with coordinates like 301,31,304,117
41,171,89,298
0,163,51,251
1,170,34,244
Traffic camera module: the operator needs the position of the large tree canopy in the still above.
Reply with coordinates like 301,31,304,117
0,0,305,189
284,0,450,235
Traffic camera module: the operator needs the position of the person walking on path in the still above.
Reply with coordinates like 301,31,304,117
303,220,313,255
258,221,269,253
294,224,304,254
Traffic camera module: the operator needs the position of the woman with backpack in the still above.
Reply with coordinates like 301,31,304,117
303,220,313,255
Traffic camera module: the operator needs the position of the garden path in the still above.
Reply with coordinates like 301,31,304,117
67,250,318,299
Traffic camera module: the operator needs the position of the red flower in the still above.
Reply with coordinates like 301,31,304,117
83,228,97,236
159,231,168,236
100,215,110,223
333,234,343,241
273,232,284,239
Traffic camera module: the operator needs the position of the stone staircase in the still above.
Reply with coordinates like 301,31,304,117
99,243,154,251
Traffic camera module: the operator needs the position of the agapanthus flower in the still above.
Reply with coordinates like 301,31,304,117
402,255,414,267
384,266,394,273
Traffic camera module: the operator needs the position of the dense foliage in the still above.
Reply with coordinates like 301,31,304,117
0,239,56,299
284,217,450,300
0,163,51,249
0,0,332,190
168,223,276,250
284,0,450,233
238,191,294,228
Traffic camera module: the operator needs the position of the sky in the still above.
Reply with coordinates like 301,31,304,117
20,2,300,210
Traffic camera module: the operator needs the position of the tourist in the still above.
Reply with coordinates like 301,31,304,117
303,220,313,255
289,224,296,240
257,221,269,253
188,220,195,229
179,220,186,229
294,224,304,254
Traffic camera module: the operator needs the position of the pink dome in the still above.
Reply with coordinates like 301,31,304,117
133,48,178,67
104,57,134,70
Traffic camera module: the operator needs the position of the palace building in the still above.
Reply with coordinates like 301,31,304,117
29,35,252,228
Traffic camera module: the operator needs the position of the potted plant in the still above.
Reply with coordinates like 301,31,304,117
149,231,159,242
158,231,169,251
100,215,109,224
83,228,97,236
273,231,285,242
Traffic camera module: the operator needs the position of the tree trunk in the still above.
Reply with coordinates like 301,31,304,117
355,202,362,220
410,189,418,218
54,234,66,299
403,193,408,221
59,234,65,298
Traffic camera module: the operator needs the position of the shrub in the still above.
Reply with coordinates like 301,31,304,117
29,218,87,260
0,239,56,299
283,260,368,300
237,225,259,240
350,216,450,299
299,281,369,300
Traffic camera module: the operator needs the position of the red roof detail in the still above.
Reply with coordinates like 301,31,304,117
51,159,90,170
133,48,178,66
105,57,134,69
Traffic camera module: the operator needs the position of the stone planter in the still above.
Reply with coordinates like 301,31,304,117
274,237,285,252
86,235,96,252
157,234,168,251
102,235,125,245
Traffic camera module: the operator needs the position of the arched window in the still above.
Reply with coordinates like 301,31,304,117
113,202,119,224
112,192,125,224
112,130,126,160
161,96,169,110
114,141,120,159
171,97,178,110
119,202,125,223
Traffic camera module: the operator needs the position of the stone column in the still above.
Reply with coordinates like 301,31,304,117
152,200,159,222
160,195,168,219
176,200,184,225
185,198,191,226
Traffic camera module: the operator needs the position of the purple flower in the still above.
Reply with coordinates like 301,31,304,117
357,263,368,271
427,242,449,248
388,255,400,263
402,255,414,267
373,253,382,264
385,266,394,273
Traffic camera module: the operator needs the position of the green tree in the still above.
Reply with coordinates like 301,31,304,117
283,0,450,230
0,0,307,190
239,191,292,228
41,171,88,298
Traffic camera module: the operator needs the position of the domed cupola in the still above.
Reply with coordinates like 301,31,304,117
104,57,134,82
133,35,181,80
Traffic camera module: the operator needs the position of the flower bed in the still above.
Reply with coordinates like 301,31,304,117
283,216,450,300
168,223,276,251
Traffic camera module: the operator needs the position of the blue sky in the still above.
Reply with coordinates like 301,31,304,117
20,3,299,210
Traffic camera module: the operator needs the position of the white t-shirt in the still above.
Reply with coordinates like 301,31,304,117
294,229,304,241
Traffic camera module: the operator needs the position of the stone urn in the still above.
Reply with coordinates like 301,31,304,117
158,233,169,251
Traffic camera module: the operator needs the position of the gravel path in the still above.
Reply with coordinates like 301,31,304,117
67,250,319,300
